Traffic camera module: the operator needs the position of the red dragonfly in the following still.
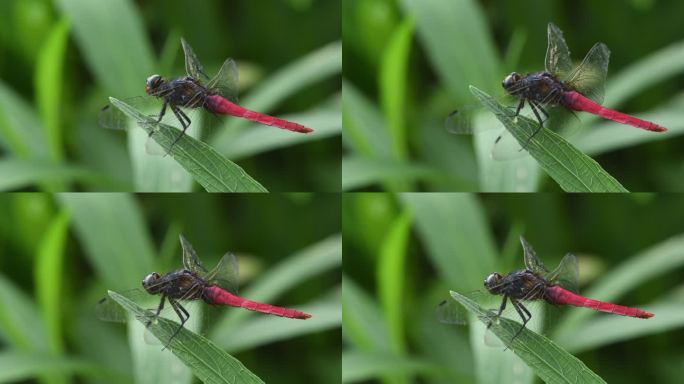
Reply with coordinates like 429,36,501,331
438,236,653,341
97,234,311,344
101,38,312,151
447,23,666,158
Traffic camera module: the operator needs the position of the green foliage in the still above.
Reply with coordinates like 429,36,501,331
343,193,684,383
0,0,340,191
342,0,684,191
0,193,341,383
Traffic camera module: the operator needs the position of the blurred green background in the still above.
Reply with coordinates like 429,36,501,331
343,193,684,383
0,0,341,192
343,0,684,191
0,193,341,383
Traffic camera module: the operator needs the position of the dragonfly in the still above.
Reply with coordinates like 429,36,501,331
100,38,313,152
447,23,666,159
97,234,311,345
437,236,653,342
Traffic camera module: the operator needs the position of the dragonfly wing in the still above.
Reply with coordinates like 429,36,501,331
520,236,548,274
545,23,573,79
205,252,240,295
546,253,579,294
181,38,210,83
206,58,240,104
179,234,209,274
563,43,610,104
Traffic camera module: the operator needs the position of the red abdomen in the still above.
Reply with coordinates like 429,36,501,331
546,285,653,318
203,285,311,319
562,91,666,132
205,95,313,133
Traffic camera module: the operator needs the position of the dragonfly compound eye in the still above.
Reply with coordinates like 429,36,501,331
142,272,162,293
484,272,503,293
145,74,163,94
501,72,522,91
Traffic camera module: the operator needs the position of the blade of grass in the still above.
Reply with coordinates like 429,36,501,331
57,193,155,289
449,291,606,384
342,351,438,383
0,275,47,350
342,156,447,191
34,211,70,354
342,81,392,158
377,211,412,354
35,18,70,163
400,193,496,290
0,352,97,383
380,18,414,161
0,82,49,159
109,97,267,192
342,276,390,350
470,86,627,192
559,301,684,353
0,160,122,191
107,291,265,384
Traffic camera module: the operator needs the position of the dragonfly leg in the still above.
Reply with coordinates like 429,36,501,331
147,294,167,326
164,298,189,348
510,299,531,342
166,105,192,154
514,98,525,117
521,101,546,149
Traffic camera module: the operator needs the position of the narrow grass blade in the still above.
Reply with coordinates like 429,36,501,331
470,86,627,192
109,97,267,192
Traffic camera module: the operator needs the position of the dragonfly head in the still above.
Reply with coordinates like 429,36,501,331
142,272,162,294
484,272,504,294
145,74,165,96
502,72,523,95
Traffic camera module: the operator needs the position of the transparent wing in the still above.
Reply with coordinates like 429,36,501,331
179,234,208,274
545,253,579,294
204,252,240,295
206,58,240,104
181,38,210,83
520,236,548,274
545,23,573,79
563,42,610,104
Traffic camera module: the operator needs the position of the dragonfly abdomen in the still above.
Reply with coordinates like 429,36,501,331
546,285,653,318
562,91,667,132
203,285,311,319
205,95,313,133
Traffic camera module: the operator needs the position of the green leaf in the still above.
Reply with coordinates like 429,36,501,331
448,291,606,384
34,211,71,354
0,82,49,159
0,160,122,191
379,18,415,161
342,351,437,383
559,301,684,353
0,352,96,383
342,81,392,158
377,211,412,353
58,193,155,288
342,276,389,351
400,193,497,290
469,86,628,192
342,156,447,191
35,18,70,163
109,97,268,192
106,291,265,384
0,275,47,350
